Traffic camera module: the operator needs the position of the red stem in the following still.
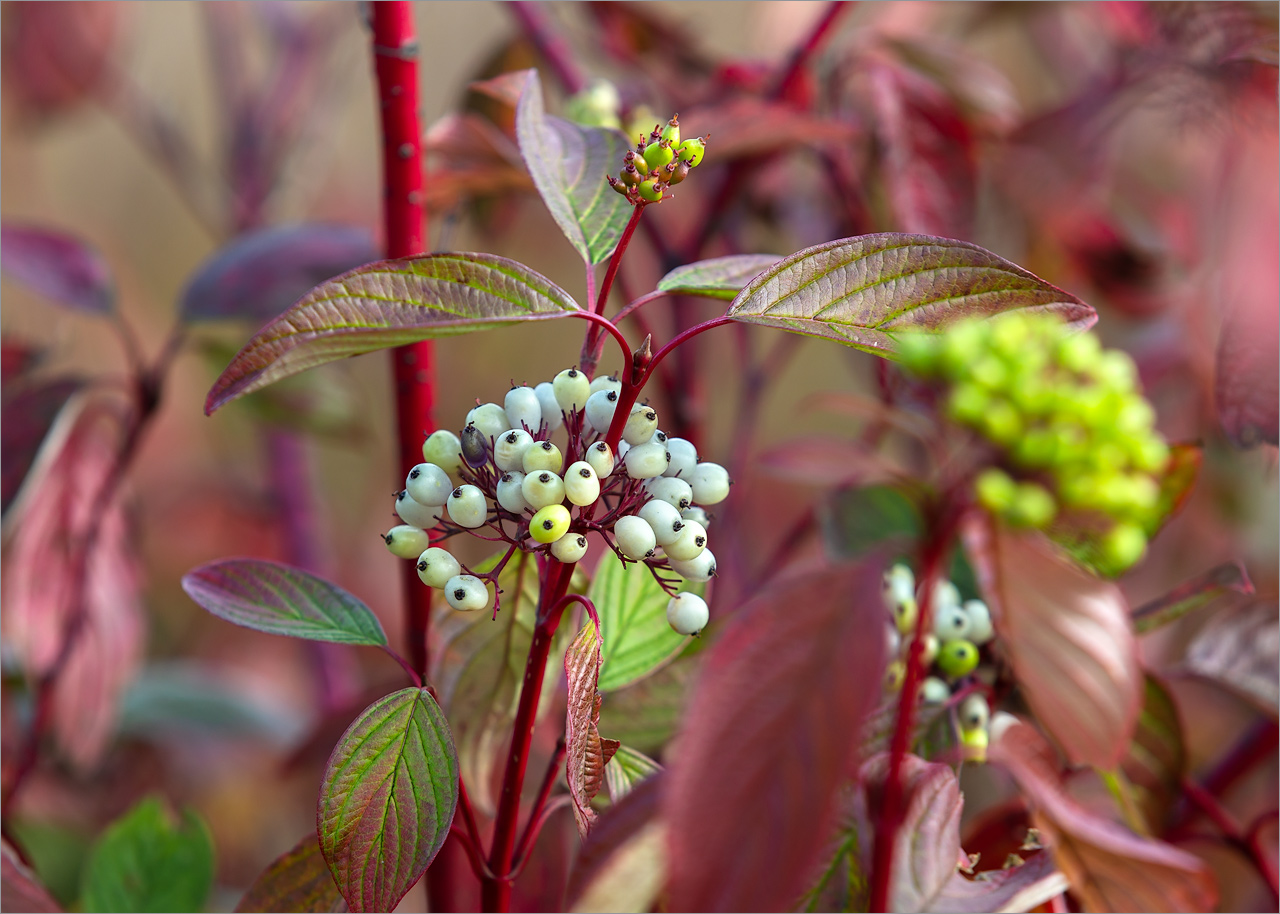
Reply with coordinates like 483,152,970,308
1181,776,1280,904
582,205,647,374
482,560,576,912
511,738,567,869
370,3,434,682
507,2,586,95
868,501,959,912
770,1,851,100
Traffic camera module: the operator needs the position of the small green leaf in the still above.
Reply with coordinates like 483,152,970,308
515,69,632,266
235,834,340,913
204,253,580,413
80,796,213,913
1120,676,1186,833
591,556,697,692
182,559,387,646
605,744,662,803
318,687,458,913
726,233,1095,356
657,254,782,300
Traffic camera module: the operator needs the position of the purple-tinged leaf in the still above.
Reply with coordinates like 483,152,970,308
591,555,693,692
759,435,905,488
963,517,1141,769
317,687,458,913
565,620,620,838
663,559,888,912
182,559,387,646
1184,600,1278,712
565,772,666,914
992,722,1217,912
514,69,631,266
605,744,661,804
1,224,113,314
2,841,61,913
726,234,1096,356
204,253,580,413
424,113,531,210
235,834,341,913
1121,675,1186,833
1131,561,1253,634
1,377,84,516
656,254,783,301
930,853,1068,914
180,223,378,324
678,98,855,161
431,550,565,814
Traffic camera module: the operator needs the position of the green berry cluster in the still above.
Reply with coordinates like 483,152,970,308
882,562,993,761
898,314,1170,576
608,115,708,205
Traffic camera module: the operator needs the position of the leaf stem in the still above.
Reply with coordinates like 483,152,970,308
867,499,960,913
482,559,576,911
568,310,632,371
641,315,735,388
613,289,669,326
379,644,423,688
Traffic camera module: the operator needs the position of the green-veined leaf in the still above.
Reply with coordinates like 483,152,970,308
235,834,340,913
657,254,782,300
515,69,632,266
182,559,387,646
591,556,697,692
726,234,1095,356
605,744,661,803
317,687,458,913
205,253,580,413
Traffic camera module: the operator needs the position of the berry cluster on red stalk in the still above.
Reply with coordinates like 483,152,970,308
607,114,708,205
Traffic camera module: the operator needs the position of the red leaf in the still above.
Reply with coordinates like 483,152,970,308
564,621,615,838
235,834,340,913
963,517,1141,769
663,558,888,912
1184,600,1279,713
1,841,61,913
1,377,84,516
564,771,666,914
992,723,1217,912
0,224,114,314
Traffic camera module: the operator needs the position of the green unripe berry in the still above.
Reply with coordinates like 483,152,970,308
1012,429,1058,467
384,525,432,560
529,504,572,544
1133,436,1170,473
1100,522,1147,574
676,137,705,166
979,399,1023,445
940,321,986,375
643,140,674,172
1093,350,1138,390
637,176,664,203
1008,483,1056,528
552,367,591,414
893,596,918,636
523,440,563,474
1057,332,1101,373
959,724,989,762
660,114,680,146
447,485,488,528
896,332,940,375
422,430,463,478
969,354,1008,391
884,660,906,692
937,639,980,678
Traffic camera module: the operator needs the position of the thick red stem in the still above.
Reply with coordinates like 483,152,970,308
582,204,646,374
868,502,959,912
482,560,575,912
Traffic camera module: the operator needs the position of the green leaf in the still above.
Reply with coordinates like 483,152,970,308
657,254,782,300
515,69,632,266
318,687,458,913
1120,675,1186,833
431,551,566,814
595,654,696,756
235,834,340,913
80,796,213,913
604,744,662,803
182,559,387,646
590,556,696,692
204,253,580,413
726,234,1096,356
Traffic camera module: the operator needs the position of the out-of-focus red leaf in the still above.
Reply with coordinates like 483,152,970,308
564,771,666,914
1131,560,1253,634
424,113,532,210
1184,600,1279,713
663,558,887,912
679,98,856,162
584,2,709,74
758,436,903,488
1,338,42,385
992,722,1217,912
234,833,340,913
1,224,115,314
963,517,1141,769
468,70,532,109
1215,268,1279,448
1,377,84,516
2,403,144,770
1,1,122,118
564,621,619,838
1,840,61,913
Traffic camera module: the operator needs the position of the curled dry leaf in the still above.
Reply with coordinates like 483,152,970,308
963,515,1141,769
992,722,1217,913
564,620,621,838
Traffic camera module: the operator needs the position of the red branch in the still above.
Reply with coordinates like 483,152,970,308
370,3,434,680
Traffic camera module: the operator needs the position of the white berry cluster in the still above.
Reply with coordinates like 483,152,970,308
882,562,993,759
383,368,730,635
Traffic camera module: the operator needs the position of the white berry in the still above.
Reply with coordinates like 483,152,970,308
523,440,563,474
680,506,710,528
534,382,563,431
664,519,707,561
664,437,698,478
884,564,915,608
666,592,709,636
416,547,460,588
384,525,431,559
564,462,600,506
689,462,731,505
623,404,659,446
396,490,443,529
406,463,452,506
466,402,509,442
964,600,994,645
638,499,684,546
504,386,542,433
447,485,488,528
496,472,530,514
614,515,657,559
920,677,951,704
934,580,961,612
551,533,589,564
668,548,716,582
934,604,972,642
589,374,622,396
421,430,463,477
647,477,693,511
444,574,489,612
522,471,565,510
624,441,669,479
552,368,590,413
494,429,534,472
585,389,619,435
585,441,615,478
959,694,990,731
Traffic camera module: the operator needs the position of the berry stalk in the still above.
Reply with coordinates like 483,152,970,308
370,2,434,678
